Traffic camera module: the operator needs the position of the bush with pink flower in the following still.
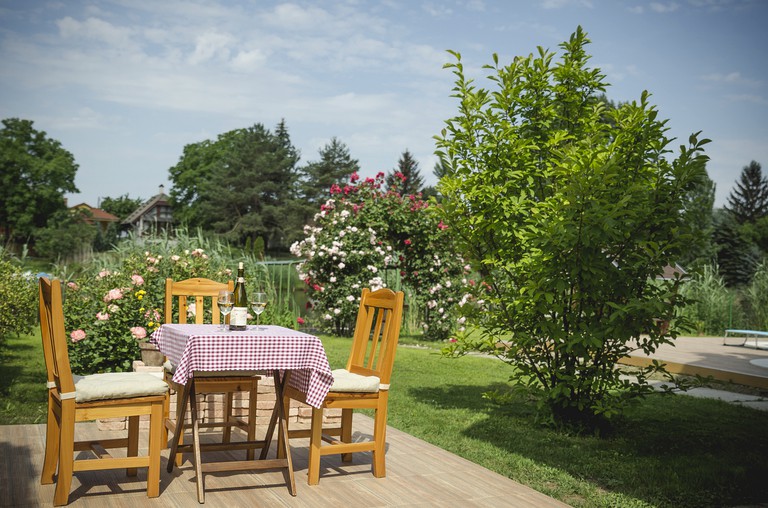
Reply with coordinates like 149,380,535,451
290,172,468,340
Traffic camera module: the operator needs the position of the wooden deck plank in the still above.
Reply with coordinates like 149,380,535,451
1,416,569,507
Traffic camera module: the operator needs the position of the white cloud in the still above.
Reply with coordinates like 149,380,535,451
188,31,234,65
701,72,761,86
649,2,680,13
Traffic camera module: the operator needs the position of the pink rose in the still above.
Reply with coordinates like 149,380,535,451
70,329,86,342
297,317,305,325
130,326,147,340
131,274,144,286
96,311,109,321
104,288,123,302
66,281,79,290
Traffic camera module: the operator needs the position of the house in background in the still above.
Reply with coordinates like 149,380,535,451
122,185,173,236
68,203,119,234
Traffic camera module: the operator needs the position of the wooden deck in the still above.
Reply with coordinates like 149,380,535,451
1,415,570,507
621,335,768,390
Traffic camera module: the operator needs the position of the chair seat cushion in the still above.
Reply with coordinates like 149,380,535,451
74,372,169,403
330,369,380,393
164,360,262,379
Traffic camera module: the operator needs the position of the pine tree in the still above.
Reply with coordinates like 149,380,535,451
299,138,358,205
386,150,424,195
725,160,768,224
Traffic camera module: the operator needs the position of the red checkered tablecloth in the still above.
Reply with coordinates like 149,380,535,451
151,324,333,408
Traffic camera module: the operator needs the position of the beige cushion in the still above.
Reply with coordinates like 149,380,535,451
164,360,262,378
74,372,168,403
330,369,380,393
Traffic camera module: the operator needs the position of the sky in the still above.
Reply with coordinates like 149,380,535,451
1,0,766,209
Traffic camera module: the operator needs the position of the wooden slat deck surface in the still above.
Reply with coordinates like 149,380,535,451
1,415,570,507
622,335,768,389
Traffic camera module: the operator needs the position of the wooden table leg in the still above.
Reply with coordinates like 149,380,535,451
167,378,192,473
271,371,296,496
188,379,205,503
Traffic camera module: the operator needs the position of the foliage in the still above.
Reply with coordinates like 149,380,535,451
725,160,768,224
435,27,709,429
678,265,733,335
168,121,301,251
713,210,760,287
99,194,145,220
33,208,97,261
0,254,37,340
299,137,359,206
0,118,79,248
679,169,716,269
290,172,467,340
386,150,425,195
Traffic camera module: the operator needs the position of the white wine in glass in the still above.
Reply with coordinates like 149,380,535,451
250,292,267,331
217,290,234,331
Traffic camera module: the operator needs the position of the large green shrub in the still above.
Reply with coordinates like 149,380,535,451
436,27,709,429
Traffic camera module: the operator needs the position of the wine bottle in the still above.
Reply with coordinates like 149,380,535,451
229,262,248,331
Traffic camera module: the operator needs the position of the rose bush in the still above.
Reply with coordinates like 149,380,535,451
63,246,231,373
290,172,468,340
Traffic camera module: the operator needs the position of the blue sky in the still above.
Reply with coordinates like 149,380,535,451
1,0,766,208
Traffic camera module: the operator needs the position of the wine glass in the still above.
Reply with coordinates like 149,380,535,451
250,292,267,331
217,290,234,331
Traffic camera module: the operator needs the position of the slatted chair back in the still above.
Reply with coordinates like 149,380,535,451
164,277,234,325
347,287,404,388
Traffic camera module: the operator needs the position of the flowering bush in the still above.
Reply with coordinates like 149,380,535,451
291,172,468,340
63,246,229,374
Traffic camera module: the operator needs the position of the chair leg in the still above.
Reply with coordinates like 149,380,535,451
126,415,139,477
40,395,59,485
173,385,186,467
53,406,75,507
147,401,163,498
372,397,389,478
307,406,323,486
340,408,353,463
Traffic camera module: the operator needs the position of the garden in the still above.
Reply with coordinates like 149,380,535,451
2,26,768,507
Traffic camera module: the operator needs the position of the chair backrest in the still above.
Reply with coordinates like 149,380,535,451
347,288,405,387
164,277,234,325
39,277,76,399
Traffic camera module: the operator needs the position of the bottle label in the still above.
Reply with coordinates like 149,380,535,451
230,307,248,327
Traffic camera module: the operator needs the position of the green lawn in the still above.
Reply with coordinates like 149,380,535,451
2,332,767,507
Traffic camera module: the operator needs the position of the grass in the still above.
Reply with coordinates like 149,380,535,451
3,332,768,507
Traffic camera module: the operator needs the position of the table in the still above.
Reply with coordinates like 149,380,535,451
724,328,768,348
151,324,333,503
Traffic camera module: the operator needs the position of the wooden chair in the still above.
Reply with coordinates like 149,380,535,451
280,287,404,484
38,277,169,506
163,277,260,466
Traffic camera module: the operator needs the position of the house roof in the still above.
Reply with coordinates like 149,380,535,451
122,188,171,225
658,263,688,280
69,203,119,223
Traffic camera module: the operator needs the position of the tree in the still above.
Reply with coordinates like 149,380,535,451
386,150,424,195
436,27,709,429
713,210,760,287
679,168,716,268
100,194,144,220
725,161,768,224
299,137,358,206
169,122,301,251
34,208,97,261
0,118,78,248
